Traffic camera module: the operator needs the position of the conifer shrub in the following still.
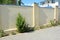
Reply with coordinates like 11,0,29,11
16,13,34,33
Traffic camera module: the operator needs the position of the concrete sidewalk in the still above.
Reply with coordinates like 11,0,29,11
0,26,60,40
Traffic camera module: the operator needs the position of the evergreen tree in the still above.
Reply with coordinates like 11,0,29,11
16,13,27,33
16,13,34,33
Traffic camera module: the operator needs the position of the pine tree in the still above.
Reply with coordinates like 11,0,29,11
16,13,27,33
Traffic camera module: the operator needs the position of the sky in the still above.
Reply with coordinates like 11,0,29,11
22,0,44,5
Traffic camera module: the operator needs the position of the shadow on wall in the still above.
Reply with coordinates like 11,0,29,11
39,9,48,25
0,6,9,30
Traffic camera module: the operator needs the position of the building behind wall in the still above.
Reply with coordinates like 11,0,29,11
40,0,60,8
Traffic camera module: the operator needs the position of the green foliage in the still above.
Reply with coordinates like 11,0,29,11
0,0,3,4
49,20,58,26
0,28,9,38
0,29,5,38
0,0,13,4
16,13,34,33
40,20,60,29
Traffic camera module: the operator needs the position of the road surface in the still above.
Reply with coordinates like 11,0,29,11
0,26,60,40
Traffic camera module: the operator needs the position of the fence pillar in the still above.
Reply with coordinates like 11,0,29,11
33,3,40,27
54,6,58,21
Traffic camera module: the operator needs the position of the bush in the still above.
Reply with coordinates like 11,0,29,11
40,19,60,29
0,29,9,38
16,13,34,33
0,29,5,38
49,19,59,26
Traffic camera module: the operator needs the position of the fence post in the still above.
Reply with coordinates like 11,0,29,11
33,3,40,27
54,6,58,21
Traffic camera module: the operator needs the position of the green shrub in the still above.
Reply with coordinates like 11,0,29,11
16,13,34,33
40,20,60,29
0,28,9,38
49,20,58,26
0,29,5,38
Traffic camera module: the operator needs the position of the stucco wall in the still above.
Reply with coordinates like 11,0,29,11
0,4,60,30
58,8,60,21
39,7,54,25
0,6,9,30
0,5,33,30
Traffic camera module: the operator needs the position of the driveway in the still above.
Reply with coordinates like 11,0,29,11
0,26,60,40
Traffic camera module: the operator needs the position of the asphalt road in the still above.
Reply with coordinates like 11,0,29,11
0,26,60,40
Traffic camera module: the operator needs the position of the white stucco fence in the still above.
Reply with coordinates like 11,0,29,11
0,3,60,30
